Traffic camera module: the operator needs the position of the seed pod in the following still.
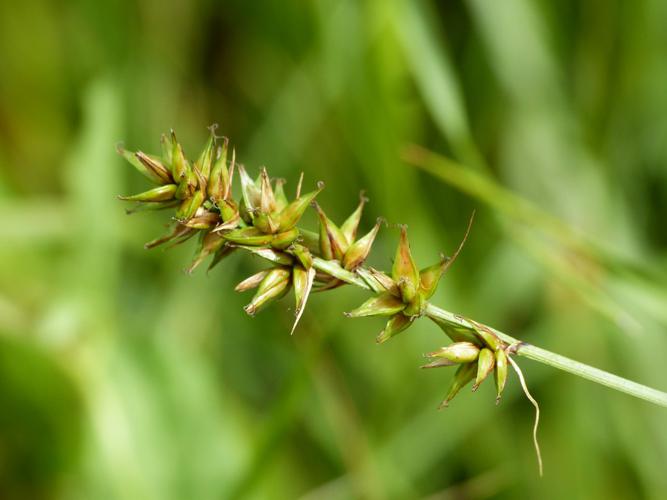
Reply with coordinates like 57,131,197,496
392,226,420,304
223,227,276,246
235,269,271,292
376,313,414,344
291,266,316,334
244,267,291,316
440,362,477,409
184,210,221,229
471,321,502,351
340,192,367,243
239,198,253,225
472,348,495,391
291,244,313,269
419,255,447,300
208,137,232,203
315,202,348,261
175,190,205,221
494,348,508,404
427,342,480,364
170,130,190,182
136,152,172,185
187,231,227,273
254,212,280,234
217,199,238,224
275,185,323,233
258,167,277,214
208,244,236,271
195,126,217,181
401,292,423,317
270,227,300,250
174,166,199,200
118,184,177,202
238,165,262,215
116,145,165,184
342,219,381,270
345,293,406,318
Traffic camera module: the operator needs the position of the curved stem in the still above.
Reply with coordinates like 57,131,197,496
311,257,667,408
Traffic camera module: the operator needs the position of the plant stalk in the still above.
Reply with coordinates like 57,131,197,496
311,257,667,408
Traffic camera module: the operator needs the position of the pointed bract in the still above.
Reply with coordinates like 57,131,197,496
137,152,172,185
187,231,227,273
259,167,277,214
244,267,291,316
183,210,220,229
342,219,381,270
368,268,400,297
494,349,508,404
291,244,313,269
233,245,294,266
270,228,300,250
254,212,280,234
208,244,236,272
440,362,477,408
376,313,414,343
427,342,480,364
238,165,262,214
421,358,457,369
160,133,173,169
471,321,502,351
175,190,205,221
118,184,177,202
419,255,447,300
392,226,420,303
472,348,495,391
223,227,275,246
340,192,367,244
276,185,323,232
292,266,316,334
170,130,189,182
208,137,231,203
274,179,288,211
345,293,406,318
195,126,217,181
235,270,270,292
116,144,164,184
144,223,195,249
315,202,348,260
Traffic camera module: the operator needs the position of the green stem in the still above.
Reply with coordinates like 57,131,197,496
311,257,667,408
423,304,667,408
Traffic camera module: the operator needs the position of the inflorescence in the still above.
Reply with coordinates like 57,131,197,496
117,126,521,409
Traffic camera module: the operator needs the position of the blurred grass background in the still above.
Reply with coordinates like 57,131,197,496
1,0,667,498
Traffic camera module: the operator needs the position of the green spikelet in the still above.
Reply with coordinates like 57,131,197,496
440,362,477,408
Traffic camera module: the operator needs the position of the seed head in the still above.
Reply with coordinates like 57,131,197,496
426,342,480,364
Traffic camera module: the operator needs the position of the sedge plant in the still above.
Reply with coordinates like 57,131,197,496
117,127,667,476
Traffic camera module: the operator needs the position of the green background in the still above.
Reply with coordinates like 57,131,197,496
1,0,667,498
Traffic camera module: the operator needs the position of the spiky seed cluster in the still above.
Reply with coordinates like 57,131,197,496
423,320,509,407
118,127,509,407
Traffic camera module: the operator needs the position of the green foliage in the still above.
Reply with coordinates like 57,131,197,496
1,0,667,499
